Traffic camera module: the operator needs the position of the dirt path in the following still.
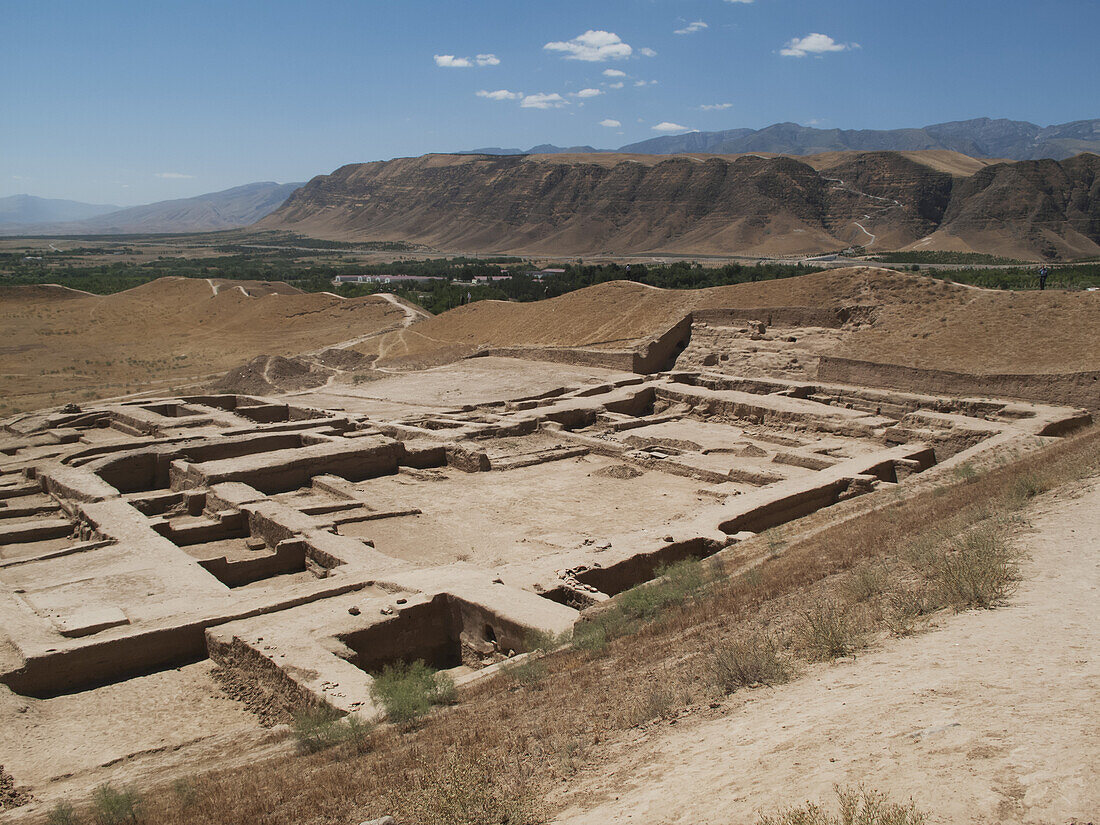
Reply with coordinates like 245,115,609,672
552,480,1100,825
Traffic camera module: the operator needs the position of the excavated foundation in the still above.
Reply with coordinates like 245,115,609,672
0,365,1089,717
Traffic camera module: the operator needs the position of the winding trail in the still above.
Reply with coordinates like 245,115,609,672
822,176,904,249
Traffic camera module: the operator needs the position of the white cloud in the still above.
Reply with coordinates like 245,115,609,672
544,30,632,62
477,89,522,101
634,79,657,87
701,103,733,110
652,122,692,132
603,68,626,77
573,88,601,98
674,20,708,35
155,172,194,179
599,119,621,128
521,92,569,109
780,33,858,58
607,81,624,89
435,53,500,68
434,54,472,67
638,47,657,57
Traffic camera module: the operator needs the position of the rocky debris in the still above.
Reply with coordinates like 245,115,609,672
0,766,32,810
593,464,644,480
360,817,396,825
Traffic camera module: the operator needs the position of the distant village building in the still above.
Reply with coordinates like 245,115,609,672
525,268,565,279
333,274,445,285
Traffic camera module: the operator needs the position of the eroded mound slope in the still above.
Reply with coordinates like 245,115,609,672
0,277,412,414
363,267,1098,376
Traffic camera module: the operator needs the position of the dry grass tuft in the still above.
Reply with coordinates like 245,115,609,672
757,784,927,825
402,751,540,825
707,633,791,693
798,599,865,661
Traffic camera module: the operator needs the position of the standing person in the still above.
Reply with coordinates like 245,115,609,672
1038,266,1050,290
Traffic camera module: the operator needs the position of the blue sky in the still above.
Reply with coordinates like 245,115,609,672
2,0,1096,205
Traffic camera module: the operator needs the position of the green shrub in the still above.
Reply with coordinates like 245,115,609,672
617,558,709,622
798,600,862,661
504,656,547,688
757,784,926,825
707,633,790,693
45,801,80,825
292,705,373,753
90,783,141,825
371,661,456,724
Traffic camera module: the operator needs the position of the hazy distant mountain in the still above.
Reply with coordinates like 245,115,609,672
457,144,607,155
618,118,1100,160
0,195,120,226
1,182,303,236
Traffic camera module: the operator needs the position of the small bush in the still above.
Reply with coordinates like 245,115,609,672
292,705,373,753
90,783,141,825
842,563,887,603
1009,472,1050,505
707,633,790,693
572,617,613,653
169,778,197,809
798,600,862,661
951,462,978,481
882,583,934,637
371,661,456,724
407,751,539,825
617,558,709,622
45,801,80,825
932,526,1019,610
504,656,547,688
524,628,568,653
757,784,926,825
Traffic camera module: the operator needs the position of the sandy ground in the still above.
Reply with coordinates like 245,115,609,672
0,660,284,809
552,480,1100,825
340,452,737,568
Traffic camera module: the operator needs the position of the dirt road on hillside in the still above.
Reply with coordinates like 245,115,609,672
553,481,1100,825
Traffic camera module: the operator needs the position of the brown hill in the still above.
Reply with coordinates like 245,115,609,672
0,277,413,415
260,151,1100,260
911,153,1100,260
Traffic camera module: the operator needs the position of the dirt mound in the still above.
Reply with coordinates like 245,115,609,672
361,268,1100,382
0,277,412,415
211,355,332,395
315,348,370,369
592,464,645,480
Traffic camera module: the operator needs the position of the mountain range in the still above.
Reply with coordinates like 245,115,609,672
0,182,303,236
0,195,121,226
260,150,1100,261
461,118,1100,162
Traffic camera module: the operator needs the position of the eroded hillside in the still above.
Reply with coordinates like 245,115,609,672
260,151,1100,260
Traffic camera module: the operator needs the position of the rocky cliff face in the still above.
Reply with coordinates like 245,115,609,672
261,151,1100,260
